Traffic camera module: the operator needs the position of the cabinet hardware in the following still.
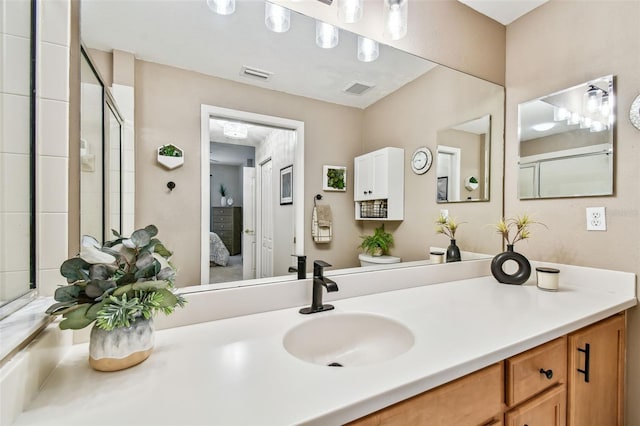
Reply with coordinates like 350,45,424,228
539,368,553,379
577,343,591,383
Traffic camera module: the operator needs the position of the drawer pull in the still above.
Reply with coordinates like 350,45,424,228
577,343,591,383
539,368,553,380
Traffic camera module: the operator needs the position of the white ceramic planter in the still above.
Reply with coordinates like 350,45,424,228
89,318,155,372
157,144,184,170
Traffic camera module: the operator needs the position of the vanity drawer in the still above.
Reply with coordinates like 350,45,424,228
505,384,566,426
506,336,567,407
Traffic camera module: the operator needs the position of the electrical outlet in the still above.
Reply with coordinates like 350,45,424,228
586,207,606,231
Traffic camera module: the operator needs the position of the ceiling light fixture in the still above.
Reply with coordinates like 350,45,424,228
357,36,379,62
584,84,603,114
206,0,235,15
316,21,339,49
223,122,249,139
384,0,408,41
338,0,363,23
265,2,291,33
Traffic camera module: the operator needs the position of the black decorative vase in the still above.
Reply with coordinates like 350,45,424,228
490,244,531,285
446,239,461,262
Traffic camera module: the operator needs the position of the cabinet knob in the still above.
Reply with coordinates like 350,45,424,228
539,368,553,380
368,190,372,194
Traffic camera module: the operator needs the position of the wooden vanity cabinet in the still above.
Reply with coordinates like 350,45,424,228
567,314,625,426
349,315,625,426
347,363,503,426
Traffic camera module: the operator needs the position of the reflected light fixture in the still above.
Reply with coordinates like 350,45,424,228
579,116,592,129
206,0,235,15
223,122,248,139
316,21,339,48
384,0,408,40
532,122,555,132
265,2,291,33
553,107,571,121
584,85,603,113
357,36,379,62
568,112,581,125
338,0,363,23
600,92,610,117
590,121,606,132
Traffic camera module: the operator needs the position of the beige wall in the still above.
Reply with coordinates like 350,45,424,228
505,1,640,423
274,0,506,85
362,66,505,259
134,60,364,286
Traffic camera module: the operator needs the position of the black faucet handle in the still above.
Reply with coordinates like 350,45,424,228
314,260,332,268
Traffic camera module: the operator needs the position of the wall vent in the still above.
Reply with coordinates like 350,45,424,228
240,66,273,81
343,81,374,95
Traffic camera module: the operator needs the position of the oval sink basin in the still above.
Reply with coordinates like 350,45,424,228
283,313,414,367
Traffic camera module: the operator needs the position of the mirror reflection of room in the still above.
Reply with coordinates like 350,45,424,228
518,76,613,199
79,0,505,288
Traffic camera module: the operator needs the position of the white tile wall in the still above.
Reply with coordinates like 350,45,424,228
37,98,68,157
0,152,30,212
1,33,31,95
1,0,30,37
38,42,68,101
38,156,68,213
37,212,68,272
0,93,30,154
1,212,30,271
39,0,69,46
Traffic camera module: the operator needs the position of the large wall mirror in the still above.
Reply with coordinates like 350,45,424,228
80,0,504,289
518,75,614,199
0,0,35,315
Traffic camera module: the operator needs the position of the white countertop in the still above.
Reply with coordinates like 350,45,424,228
13,266,637,426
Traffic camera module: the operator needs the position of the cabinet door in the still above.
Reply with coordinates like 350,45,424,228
354,154,373,201
370,149,388,198
567,315,625,426
505,384,566,426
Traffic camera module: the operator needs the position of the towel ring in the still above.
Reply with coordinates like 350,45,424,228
314,194,322,206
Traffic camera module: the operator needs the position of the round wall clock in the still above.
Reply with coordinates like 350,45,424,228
411,147,433,175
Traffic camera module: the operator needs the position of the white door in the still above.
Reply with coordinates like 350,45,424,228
242,167,256,280
260,159,274,278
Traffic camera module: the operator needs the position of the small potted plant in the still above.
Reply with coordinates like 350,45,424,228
46,225,186,371
359,224,394,256
219,183,227,206
435,214,464,262
491,214,547,285
157,143,184,169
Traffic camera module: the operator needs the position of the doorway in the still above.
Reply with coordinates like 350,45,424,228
200,105,305,286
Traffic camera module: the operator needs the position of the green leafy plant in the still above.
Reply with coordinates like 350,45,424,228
494,214,547,246
435,214,464,239
219,184,227,197
46,225,186,331
158,144,182,157
359,224,394,256
326,167,345,190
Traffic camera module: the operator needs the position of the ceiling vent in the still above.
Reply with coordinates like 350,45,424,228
343,81,374,95
240,66,273,81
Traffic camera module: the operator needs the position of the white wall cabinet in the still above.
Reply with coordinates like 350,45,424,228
354,147,404,220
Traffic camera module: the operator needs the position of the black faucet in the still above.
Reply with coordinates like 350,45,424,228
299,260,339,314
288,255,307,280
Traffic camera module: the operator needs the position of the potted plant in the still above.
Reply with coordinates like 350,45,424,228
219,184,227,206
157,143,184,169
491,214,547,285
435,214,464,262
359,224,394,256
46,225,186,371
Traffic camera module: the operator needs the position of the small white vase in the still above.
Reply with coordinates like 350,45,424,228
89,318,155,372
220,196,227,207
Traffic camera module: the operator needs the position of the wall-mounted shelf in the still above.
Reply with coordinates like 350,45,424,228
354,147,404,220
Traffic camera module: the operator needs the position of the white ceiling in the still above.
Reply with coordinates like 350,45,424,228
81,0,436,110
457,0,549,25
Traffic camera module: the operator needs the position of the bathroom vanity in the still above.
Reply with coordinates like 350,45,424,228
11,261,636,425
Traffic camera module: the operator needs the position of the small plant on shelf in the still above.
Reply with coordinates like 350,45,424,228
219,184,227,197
359,224,394,256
